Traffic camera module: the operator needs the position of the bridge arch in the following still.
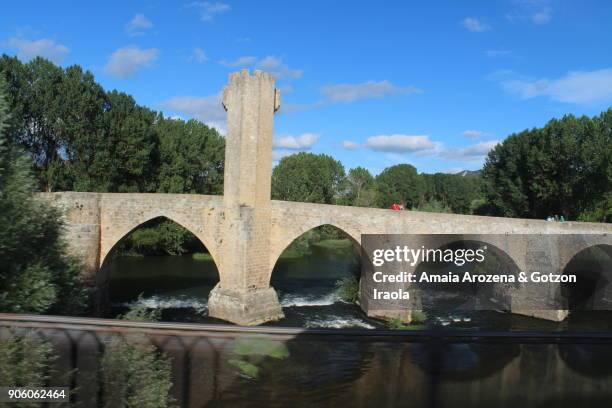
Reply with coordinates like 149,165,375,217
412,237,523,312
100,213,220,269
270,221,361,273
268,223,362,309
561,244,612,311
102,215,221,319
269,221,362,276
560,241,612,275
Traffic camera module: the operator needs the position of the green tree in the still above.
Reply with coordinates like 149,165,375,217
417,199,452,213
0,79,88,314
117,218,201,256
340,166,377,207
0,57,66,191
375,164,424,208
0,55,225,196
272,152,345,204
420,172,485,214
92,91,158,192
156,117,224,194
483,111,611,220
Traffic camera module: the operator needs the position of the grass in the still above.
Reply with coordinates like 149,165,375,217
192,252,213,261
388,311,428,330
312,239,354,250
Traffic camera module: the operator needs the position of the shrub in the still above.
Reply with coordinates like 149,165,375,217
0,80,89,315
101,337,174,408
101,303,174,407
0,330,55,388
388,311,427,329
335,276,359,303
411,310,428,324
118,295,161,322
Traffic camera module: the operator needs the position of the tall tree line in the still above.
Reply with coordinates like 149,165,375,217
271,114,611,222
483,112,611,222
2,54,609,223
271,154,486,215
0,55,224,194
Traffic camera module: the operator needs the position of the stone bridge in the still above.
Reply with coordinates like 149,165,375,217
38,70,612,325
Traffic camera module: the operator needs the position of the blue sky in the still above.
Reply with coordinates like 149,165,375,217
2,1,612,174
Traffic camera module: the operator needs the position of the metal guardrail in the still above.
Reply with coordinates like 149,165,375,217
3,313,612,342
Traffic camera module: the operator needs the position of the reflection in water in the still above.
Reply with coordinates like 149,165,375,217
3,323,612,407
559,344,612,378
410,343,521,381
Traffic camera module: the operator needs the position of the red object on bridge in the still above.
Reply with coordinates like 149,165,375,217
390,203,402,211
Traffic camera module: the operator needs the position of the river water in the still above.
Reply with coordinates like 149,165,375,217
108,241,612,331
100,243,612,405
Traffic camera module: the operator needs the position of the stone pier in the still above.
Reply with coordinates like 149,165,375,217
207,70,285,325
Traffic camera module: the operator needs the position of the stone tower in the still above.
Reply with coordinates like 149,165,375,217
207,69,285,325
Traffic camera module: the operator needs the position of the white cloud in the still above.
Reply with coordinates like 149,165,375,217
361,131,498,165
443,167,466,174
189,47,208,63
365,134,437,153
219,55,257,67
218,55,302,79
273,133,319,150
462,130,488,139
442,140,500,161
104,46,159,78
126,14,153,36
321,80,421,103
507,1,553,25
462,17,491,32
272,133,319,162
485,69,516,82
486,49,512,58
6,37,69,63
278,102,317,114
190,1,230,22
160,93,226,132
501,68,612,104
272,150,295,162
531,7,552,24
256,56,302,79
278,85,294,94
342,140,359,150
